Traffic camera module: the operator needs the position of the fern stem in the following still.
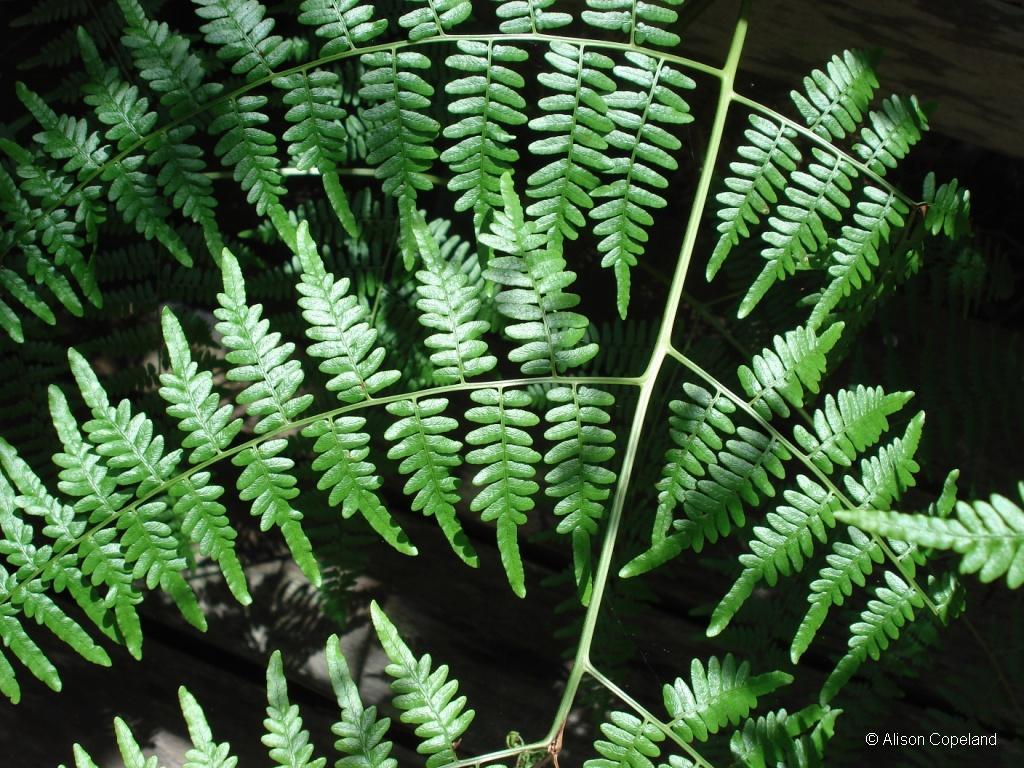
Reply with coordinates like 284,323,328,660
0,375,638,615
664,344,942,617
534,0,751,753
586,663,717,768
730,92,913,206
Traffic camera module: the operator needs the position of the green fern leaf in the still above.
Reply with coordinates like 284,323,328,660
852,95,929,176
210,95,287,219
583,710,665,768
840,483,1024,589
527,42,614,240
303,415,416,556
738,323,844,420
791,49,879,141
495,0,572,33
820,570,924,703
296,223,401,401
583,0,686,48
794,385,912,474
544,385,617,603
194,0,291,81
359,49,440,268
663,655,793,743
415,254,497,383
385,398,478,566
178,686,237,768
442,40,528,228
326,634,398,768
593,53,694,317
298,0,388,56
113,718,160,768
158,308,250,605
922,172,971,240
42,395,145,654
276,70,347,171
707,115,801,280
68,349,205,629
708,475,840,637
465,388,541,597
370,600,475,768
481,174,599,374
117,0,223,119
401,0,472,41
809,187,909,327
740,150,858,318
215,250,319,585
263,650,327,768
730,705,840,768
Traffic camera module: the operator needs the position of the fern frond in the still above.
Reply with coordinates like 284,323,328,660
385,398,478,566
791,49,878,141
790,527,883,664
68,349,206,628
527,42,615,240
193,0,291,81
841,483,1024,589
495,0,572,33
465,388,541,597
819,570,924,703
359,49,440,267
415,254,497,384
922,172,971,240
210,95,287,219
78,28,220,255
276,69,347,172
158,308,250,604
707,115,801,280
738,323,843,420
583,710,665,768
214,250,319,585
298,0,388,56
593,53,694,317
304,415,416,555
730,705,840,768
442,40,528,228
481,174,599,374
741,149,858,318
544,385,617,603
852,95,928,176
708,475,840,637
263,650,327,768
370,600,475,768
793,385,912,474
178,686,236,768
326,634,398,768
401,0,473,41
117,0,223,119
663,655,792,743
296,223,401,401
583,0,686,47
41,393,144,653
809,187,909,327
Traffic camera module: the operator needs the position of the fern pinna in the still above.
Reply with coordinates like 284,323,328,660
0,1,991,767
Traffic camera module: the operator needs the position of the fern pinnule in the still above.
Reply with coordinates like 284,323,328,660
370,600,475,768
582,0,686,48
791,49,879,141
593,53,695,318
544,384,617,604
327,634,398,768
215,249,320,585
527,42,615,241
663,655,793,743
442,40,528,228
193,0,291,82
263,650,327,768
495,0,572,33
385,397,478,567
465,387,542,598
297,0,388,57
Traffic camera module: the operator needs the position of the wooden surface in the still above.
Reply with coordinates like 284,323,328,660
687,0,1024,157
